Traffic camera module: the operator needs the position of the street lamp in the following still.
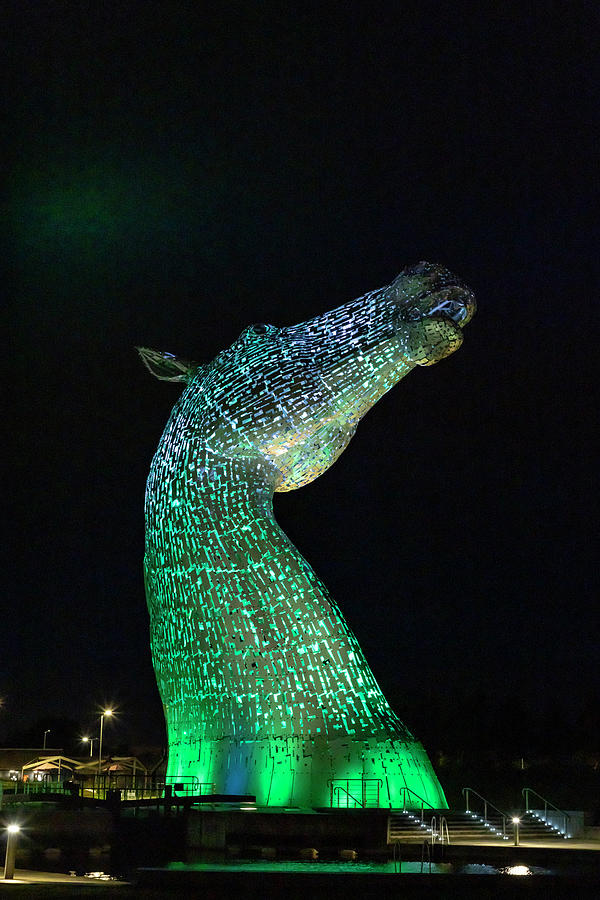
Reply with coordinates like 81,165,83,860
512,816,521,847
3,824,20,880
43,729,51,750
81,736,96,757
97,709,113,776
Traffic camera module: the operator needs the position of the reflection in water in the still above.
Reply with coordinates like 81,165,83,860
503,865,532,876
460,864,500,875
172,859,555,876
461,863,550,876
84,871,118,880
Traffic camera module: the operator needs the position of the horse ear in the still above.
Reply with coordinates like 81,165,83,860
137,347,203,383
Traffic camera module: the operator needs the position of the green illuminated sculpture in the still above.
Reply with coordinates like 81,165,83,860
140,261,475,809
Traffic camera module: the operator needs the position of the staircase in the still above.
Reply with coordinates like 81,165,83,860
521,788,572,839
388,809,435,842
330,782,573,845
388,808,572,844
388,809,509,844
519,811,570,840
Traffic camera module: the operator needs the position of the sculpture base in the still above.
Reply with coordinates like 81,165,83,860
167,733,447,809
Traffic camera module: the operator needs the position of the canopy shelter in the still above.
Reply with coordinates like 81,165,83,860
22,755,81,781
76,755,148,776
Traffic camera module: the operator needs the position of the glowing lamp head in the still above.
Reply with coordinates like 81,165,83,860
512,817,521,824
103,709,113,717
7,824,20,834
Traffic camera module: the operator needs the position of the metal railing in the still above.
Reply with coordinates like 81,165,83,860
0,776,219,804
165,776,216,796
79,773,160,800
399,787,435,822
430,814,450,845
332,785,363,808
0,781,20,808
22,781,71,796
0,780,72,798
329,778,382,808
522,788,570,837
462,787,510,839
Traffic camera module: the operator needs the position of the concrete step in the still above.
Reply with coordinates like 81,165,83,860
388,808,569,844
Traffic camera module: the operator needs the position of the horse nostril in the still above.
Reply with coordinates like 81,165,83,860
443,300,468,324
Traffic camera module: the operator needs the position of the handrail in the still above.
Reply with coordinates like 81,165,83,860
430,814,450,845
462,787,510,839
399,787,434,823
333,785,363,809
328,778,383,808
165,777,215,796
439,814,450,845
165,775,199,789
522,788,570,836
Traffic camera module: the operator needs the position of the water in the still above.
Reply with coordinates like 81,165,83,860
167,859,556,876
18,839,598,880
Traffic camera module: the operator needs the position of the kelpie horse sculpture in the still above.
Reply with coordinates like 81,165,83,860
140,261,475,808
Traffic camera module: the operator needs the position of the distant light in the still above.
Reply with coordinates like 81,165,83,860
103,709,114,717
506,865,530,876
7,825,20,834
512,817,521,824
82,736,90,742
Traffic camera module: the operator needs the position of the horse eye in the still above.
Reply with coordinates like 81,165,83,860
251,323,269,335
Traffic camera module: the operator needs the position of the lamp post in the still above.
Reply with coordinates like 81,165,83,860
3,825,20,880
512,816,521,847
82,736,96,757
43,729,50,750
97,709,113,776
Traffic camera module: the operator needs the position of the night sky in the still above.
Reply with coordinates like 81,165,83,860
4,3,598,754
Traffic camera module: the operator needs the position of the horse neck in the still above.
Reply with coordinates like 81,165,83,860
147,443,281,538
145,434,407,742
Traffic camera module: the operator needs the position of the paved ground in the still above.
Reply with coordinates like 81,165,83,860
450,838,600,850
1,870,128,886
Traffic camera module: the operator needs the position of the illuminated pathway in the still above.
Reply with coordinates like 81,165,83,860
140,262,475,808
